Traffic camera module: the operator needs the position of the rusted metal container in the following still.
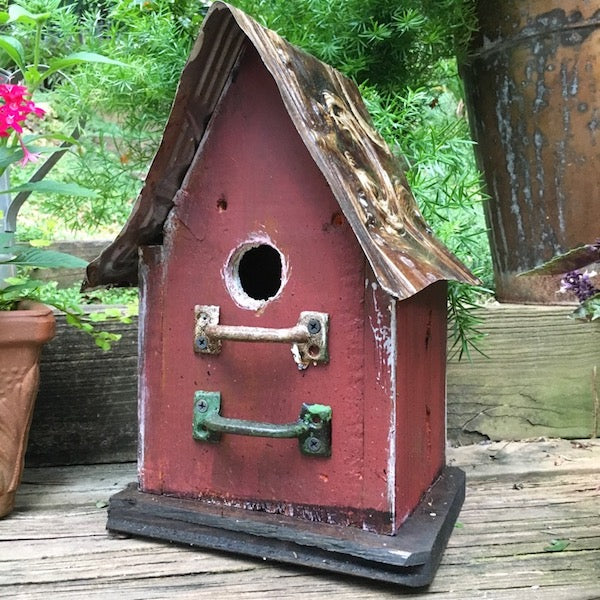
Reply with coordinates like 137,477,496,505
462,1,600,303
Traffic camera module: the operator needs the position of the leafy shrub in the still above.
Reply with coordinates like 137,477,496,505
232,0,476,90
10,0,204,234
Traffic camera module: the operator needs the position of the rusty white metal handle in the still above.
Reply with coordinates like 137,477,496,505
205,322,310,344
194,305,329,368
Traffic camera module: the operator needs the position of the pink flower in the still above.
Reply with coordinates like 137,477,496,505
0,105,24,133
0,84,28,104
18,138,41,166
0,84,45,164
25,100,45,118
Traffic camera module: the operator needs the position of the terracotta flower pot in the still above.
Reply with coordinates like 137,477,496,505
0,302,55,518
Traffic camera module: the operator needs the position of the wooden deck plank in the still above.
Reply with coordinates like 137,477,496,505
1,441,599,599
448,438,600,477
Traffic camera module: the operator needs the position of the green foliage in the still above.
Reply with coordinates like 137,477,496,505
19,117,140,231
0,232,134,349
17,0,203,232
230,0,477,91
58,0,201,132
42,280,139,306
1,275,136,349
0,272,137,349
572,295,600,322
0,0,129,230
2,178,97,197
0,238,87,269
0,2,125,91
447,280,489,361
42,280,138,351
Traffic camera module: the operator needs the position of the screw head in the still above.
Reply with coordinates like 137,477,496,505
196,336,208,350
304,436,322,454
307,318,321,335
196,399,208,413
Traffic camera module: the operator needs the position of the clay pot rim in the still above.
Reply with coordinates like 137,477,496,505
0,301,54,318
0,301,56,344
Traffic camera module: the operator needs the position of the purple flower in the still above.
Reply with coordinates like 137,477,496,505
560,270,599,302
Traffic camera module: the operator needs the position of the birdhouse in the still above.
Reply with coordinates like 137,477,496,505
86,2,477,588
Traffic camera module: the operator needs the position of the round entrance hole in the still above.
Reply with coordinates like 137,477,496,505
225,240,286,310
238,244,282,300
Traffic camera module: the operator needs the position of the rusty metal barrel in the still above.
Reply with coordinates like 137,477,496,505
462,1,600,303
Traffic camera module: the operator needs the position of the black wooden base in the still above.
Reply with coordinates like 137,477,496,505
107,466,465,588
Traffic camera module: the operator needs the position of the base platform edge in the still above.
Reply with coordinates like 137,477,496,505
107,465,465,588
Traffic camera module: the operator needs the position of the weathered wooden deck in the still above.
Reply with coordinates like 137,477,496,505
2,439,599,599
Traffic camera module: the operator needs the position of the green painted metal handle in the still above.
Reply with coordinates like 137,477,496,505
203,414,309,438
193,391,332,456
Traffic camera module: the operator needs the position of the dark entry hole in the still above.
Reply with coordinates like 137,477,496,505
238,245,282,300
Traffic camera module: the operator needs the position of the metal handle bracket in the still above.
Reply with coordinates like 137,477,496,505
194,305,329,368
193,391,332,457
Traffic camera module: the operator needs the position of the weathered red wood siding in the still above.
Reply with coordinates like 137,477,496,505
362,277,447,529
137,41,447,534
394,281,447,524
137,245,166,484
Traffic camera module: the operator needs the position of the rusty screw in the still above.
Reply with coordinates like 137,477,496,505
196,336,208,351
304,436,322,454
307,318,321,335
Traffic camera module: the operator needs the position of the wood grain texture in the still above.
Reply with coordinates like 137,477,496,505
447,303,600,444
1,440,599,598
105,467,464,588
25,309,138,467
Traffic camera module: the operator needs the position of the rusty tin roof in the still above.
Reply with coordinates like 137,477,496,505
85,1,477,299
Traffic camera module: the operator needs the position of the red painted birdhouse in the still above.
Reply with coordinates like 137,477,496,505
86,2,477,587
